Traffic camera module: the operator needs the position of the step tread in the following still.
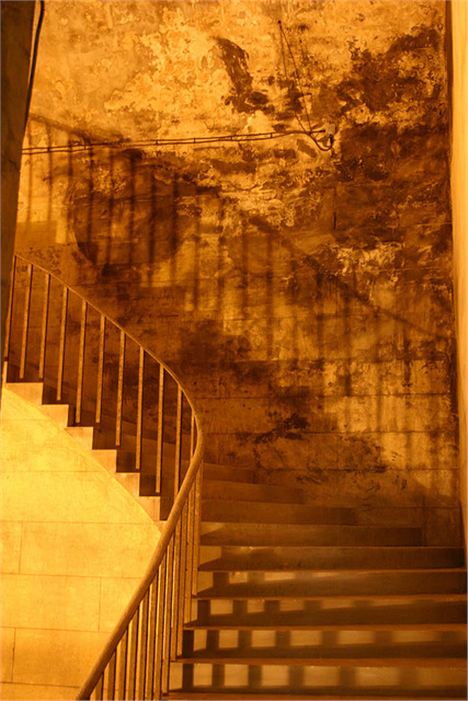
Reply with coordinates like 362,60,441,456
188,621,468,631
196,590,468,600
168,689,468,700
176,656,467,667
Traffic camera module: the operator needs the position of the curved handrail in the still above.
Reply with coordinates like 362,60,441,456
4,253,205,699
78,430,204,699
7,253,196,407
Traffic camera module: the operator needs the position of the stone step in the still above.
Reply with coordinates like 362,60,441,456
168,660,467,697
168,686,468,700
201,499,356,525
199,546,465,571
204,465,258,483
186,625,467,656
202,480,311,504
5,380,44,404
200,523,423,547
192,595,467,627
196,569,467,598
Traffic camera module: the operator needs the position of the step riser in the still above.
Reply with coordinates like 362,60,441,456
200,524,422,547
194,600,467,626
203,481,308,504
169,662,467,691
189,628,467,652
197,570,467,597
199,546,466,570
202,501,356,525
204,467,257,484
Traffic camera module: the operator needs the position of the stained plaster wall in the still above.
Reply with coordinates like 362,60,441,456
16,0,460,543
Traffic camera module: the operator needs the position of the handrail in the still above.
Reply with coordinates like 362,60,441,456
78,431,204,699
3,253,205,699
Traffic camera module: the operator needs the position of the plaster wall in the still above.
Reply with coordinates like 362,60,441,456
0,388,159,699
450,0,468,538
15,0,460,542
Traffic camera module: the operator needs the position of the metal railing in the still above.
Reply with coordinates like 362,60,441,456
3,254,204,698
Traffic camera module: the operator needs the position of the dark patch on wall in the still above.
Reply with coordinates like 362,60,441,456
216,37,272,114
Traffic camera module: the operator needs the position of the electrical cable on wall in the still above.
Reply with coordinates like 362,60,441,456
22,14,335,155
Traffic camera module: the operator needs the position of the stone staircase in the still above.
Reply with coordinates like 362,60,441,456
4,378,467,699
168,465,467,700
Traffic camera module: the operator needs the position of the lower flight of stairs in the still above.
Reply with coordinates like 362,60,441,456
4,379,467,699
169,465,467,700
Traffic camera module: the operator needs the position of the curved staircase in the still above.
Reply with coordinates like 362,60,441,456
3,255,466,700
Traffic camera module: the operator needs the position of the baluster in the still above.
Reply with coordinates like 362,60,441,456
38,272,50,380
115,330,125,447
154,557,167,700
75,299,88,424
95,315,106,424
192,466,203,594
162,538,175,695
174,384,183,497
106,651,116,700
127,610,139,699
56,286,69,401
95,674,104,700
170,523,182,661
176,502,188,656
135,347,145,471
145,577,158,700
190,411,196,459
19,263,33,379
136,590,149,699
117,631,128,700
185,484,196,622
3,255,17,366
155,365,165,493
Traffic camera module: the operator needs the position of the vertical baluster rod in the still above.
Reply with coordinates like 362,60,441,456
153,557,167,700
56,286,69,401
135,347,145,471
19,263,33,379
176,502,188,656
75,299,88,424
136,593,149,700
127,610,139,700
145,577,158,700
162,538,175,695
173,384,183,497
38,272,50,380
3,255,17,366
95,674,104,700
95,315,106,424
192,466,203,595
115,330,126,447
155,365,165,493
185,484,196,622
170,523,181,661
117,632,128,700
107,651,116,700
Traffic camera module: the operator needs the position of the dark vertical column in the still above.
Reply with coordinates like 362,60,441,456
1,1,35,365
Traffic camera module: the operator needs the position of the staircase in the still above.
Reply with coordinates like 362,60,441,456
167,464,467,700
3,255,467,700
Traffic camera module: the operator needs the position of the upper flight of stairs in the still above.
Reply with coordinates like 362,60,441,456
169,464,467,700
